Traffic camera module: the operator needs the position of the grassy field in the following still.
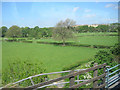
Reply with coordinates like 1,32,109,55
2,32,118,72
2,42,102,73
2,32,118,86
35,35,118,46
76,36,118,46
75,32,118,36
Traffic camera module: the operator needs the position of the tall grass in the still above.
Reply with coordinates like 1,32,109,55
2,59,47,87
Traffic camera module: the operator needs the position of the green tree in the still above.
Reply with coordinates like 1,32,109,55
21,27,30,37
0,26,8,37
110,43,120,56
53,18,76,46
6,25,22,38
109,23,119,32
96,25,109,32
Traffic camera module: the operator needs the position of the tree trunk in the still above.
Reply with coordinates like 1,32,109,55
63,39,65,46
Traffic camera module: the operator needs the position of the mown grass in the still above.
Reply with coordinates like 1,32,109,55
76,36,118,46
2,42,102,73
35,35,118,46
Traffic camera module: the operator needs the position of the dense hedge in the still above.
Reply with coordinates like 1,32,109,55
37,41,113,49
6,38,17,42
22,40,33,43
17,38,26,41
5,38,26,42
5,39,113,49
37,41,91,47
93,45,112,49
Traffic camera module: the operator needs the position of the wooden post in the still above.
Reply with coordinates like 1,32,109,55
103,64,106,88
93,63,98,88
69,70,75,87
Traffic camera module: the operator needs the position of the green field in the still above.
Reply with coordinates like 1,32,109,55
2,32,118,72
2,32,119,86
35,36,118,46
2,42,102,73
76,36,118,46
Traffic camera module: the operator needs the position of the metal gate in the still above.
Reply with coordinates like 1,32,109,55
106,64,120,88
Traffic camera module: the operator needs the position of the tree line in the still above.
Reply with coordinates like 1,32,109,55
75,23,118,33
0,20,119,39
0,26,53,38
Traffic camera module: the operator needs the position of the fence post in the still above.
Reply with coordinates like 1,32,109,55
103,63,106,88
69,70,75,87
105,66,110,88
93,63,98,88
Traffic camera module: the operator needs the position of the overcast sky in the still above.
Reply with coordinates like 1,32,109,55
2,2,118,28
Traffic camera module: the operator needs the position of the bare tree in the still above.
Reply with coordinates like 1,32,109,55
53,18,76,46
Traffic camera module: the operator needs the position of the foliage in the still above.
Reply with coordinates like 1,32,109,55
75,25,92,33
53,18,76,45
0,26,8,37
22,40,33,43
110,43,120,56
21,27,30,37
1,23,118,38
96,25,109,32
2,59,47,87
93,45,112,49
93,50,116,66
62,61,93,88
89,44,119,82
74,23,119,33
6,25,22,38
92,43,119,67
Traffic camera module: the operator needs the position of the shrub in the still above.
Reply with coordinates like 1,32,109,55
2,59,47,87
93,45,111,49
91,50,118,77
27,37,33,40
6,38,17,42
22,40,33,43
17,38,26,41
110,43,120,56
37,41,91,47
93,50,116,66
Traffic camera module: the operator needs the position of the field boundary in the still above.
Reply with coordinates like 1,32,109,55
26,63,106,89
3,39,113,49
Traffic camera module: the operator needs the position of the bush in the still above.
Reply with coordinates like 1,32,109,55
37,41,53,44
73,43,91,47
22,40,33,43
93,45,112,49
37,41,91,47
110,43,120,56
6,38,17,42
17,38,26,41
90,50,118,77
27,37,33,40
93,50,116,66
2,59,47,87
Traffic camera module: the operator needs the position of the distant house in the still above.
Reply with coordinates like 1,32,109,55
73,24,109,28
